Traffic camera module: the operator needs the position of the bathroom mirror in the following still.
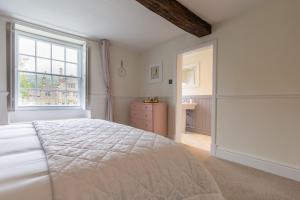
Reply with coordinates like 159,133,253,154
182,64,199,88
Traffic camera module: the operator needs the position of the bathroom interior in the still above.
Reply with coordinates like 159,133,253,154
181,45,213,152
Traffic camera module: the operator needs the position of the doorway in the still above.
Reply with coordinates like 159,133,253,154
175,41,217,154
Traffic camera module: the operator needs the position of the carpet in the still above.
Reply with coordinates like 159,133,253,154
185,146,300,200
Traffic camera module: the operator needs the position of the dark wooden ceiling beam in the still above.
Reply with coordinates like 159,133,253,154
136,0,211,37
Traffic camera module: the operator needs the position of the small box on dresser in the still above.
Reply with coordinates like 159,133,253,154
130,102,168,137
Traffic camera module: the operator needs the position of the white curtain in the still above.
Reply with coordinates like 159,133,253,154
100,39,113,121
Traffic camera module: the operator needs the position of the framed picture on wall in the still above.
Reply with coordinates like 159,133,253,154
149,63,163,83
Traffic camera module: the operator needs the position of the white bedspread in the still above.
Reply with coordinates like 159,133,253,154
33,119,223,200
0,123,52,200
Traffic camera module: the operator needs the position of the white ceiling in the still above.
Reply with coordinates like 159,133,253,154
178,0,263,24
0,0,262,51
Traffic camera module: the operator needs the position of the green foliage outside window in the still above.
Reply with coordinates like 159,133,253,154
19,73,35,98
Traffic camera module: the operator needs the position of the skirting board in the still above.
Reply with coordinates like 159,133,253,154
214,146,300,182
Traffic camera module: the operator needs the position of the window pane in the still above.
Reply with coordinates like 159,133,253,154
66,78,79,91
19,72,36,89
37,74,51,89
17,34,83,107
36,90,52,105
19,37,35,56
66,48,78,63
52,61,65,75
37,58,51,73
52,76,66,90
50,91,66,105
19,88,36,106
37,41,51,58
66,92,79,105
66,63,78,76
52,45,65,61
18,55,35,72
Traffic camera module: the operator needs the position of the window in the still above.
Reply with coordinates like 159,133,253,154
15,30,86,109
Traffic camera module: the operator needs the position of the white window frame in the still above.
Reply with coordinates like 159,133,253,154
14,30,86,110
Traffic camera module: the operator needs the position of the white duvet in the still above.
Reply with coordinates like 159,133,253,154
32,119,223,200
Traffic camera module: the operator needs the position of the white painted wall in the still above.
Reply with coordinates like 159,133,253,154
139,0,300,168
139,34,214,138
88,40,141,124
110,45,141,124
182,46,213,96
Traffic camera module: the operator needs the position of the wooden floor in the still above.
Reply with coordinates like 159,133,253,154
185,145,300,200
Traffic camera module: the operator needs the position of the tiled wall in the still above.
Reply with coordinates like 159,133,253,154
182,95,212,135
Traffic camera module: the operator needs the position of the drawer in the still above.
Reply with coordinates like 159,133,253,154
130,110,152,120
130,117,153,132
130,118,139,128
142,104,152,111
140,120,153,132
130,103,153,111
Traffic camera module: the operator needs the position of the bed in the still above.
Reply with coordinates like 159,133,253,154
0,118,223,200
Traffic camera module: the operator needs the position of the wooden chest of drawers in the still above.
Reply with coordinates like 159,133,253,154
129,102,168,137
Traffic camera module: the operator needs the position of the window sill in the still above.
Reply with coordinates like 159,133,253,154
9,109,90,123
15,105,83,111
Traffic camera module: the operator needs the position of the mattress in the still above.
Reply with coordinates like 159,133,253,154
0,123,52,200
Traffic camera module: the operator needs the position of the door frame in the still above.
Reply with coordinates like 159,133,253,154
175,40,218,155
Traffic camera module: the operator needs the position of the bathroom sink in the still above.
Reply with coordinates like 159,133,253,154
182,103,197,110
